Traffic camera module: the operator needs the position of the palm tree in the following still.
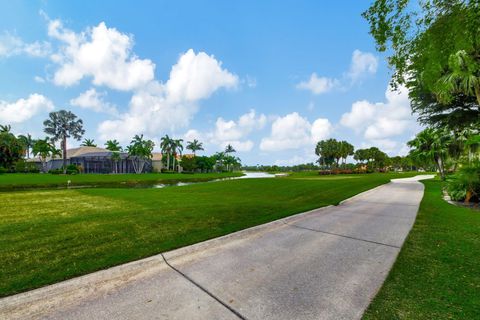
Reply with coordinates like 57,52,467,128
126,134,154,174
32,138,61,173
160,135,173,170
0,124,11,133
408,128,450,180
171,139,183,172
186,139,204,156
436,50,480,106
105,140,123,173
17,134,33,158
80,138,97,147
105,139,123,152
225,144,236,154
43,110,85,173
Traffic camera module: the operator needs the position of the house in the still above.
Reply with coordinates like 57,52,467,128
28,146,155,174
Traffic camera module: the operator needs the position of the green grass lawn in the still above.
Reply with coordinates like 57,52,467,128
0,172,417,297
0,172,242,190
363,179,480,319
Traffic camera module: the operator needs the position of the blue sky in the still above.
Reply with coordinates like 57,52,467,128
0,1,420,165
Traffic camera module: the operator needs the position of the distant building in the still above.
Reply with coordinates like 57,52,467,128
28,146,159,174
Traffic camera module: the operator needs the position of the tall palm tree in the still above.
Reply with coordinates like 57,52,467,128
171,139,183,172
186,139,204,156
160,135,173,170
80,138,97,147
408,128,450,180
225,144,236,154
43,110,85,173
17,134,33,158
105,140,123,173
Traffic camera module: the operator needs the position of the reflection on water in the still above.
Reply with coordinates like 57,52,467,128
153,171,275,188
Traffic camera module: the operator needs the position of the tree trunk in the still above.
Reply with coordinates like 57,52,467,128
167,153,170,171
62,137,67,173
435,156,445,180
172,155,176,172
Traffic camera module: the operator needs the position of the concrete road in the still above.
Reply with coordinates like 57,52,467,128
0,175,434,320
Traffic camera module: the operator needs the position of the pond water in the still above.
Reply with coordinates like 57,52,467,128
152,171,276,188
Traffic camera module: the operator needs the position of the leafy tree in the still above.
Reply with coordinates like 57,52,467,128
80,138,97,147
186,139,204,155
339,141,354,167
0,127,23,169
180,155,197,172
315,139,341,168
224,155,241,172
354,149,369,164
363,0,480,129
43,110,85,173
195,156,215,172
126,134,154,174
32,138,61,173
17,134,33,159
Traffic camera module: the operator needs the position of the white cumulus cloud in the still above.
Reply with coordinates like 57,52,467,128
260,112,332,152
48,20,155,91
70,88,117,114
296,73,337,95
297,49,378,94
98,49,239,142
208,109,266,152
0,94,54,123
347,50,378,82
340,84,418,154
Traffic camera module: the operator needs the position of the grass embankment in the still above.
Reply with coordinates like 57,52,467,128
1,172,415,297
363,179,480,319
0,172,242,190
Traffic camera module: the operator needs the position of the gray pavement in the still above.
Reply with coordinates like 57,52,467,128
0,175,434,320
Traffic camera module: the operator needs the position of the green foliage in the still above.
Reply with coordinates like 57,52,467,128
14,160,40,173
180,155,197,172
0,128,24,169
447,161,480,202
408,128,450,179
186,139,204,155
363,0,480,129
195,156,215,172
80,138,97,147
43,110,85,172
105,140,123,152
32,138,61,173
127,135,155,174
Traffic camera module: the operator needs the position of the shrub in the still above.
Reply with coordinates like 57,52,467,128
66,164,79,175
447,161,480,203
14,160,40,173
49,168,63,174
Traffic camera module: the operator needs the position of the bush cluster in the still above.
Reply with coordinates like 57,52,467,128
447,161,480,203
